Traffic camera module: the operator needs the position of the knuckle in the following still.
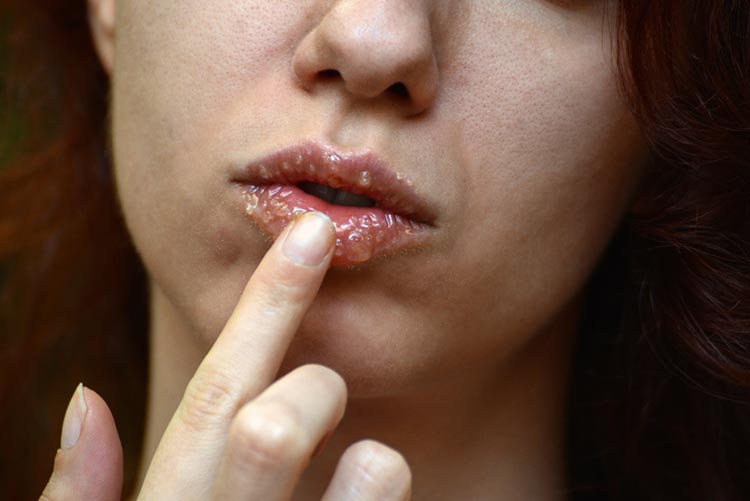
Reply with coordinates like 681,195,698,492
178,368,241,431
228,400,306,470
345,440,412,498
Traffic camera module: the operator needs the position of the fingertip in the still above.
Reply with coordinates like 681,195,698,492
79,386,124,471
281,211,336,267
42,385,124,501
61,383,87,450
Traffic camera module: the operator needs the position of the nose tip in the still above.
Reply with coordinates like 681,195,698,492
292,2,439,115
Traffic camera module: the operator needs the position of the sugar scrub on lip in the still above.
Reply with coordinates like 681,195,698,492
232,142,436,266
241,184,430,266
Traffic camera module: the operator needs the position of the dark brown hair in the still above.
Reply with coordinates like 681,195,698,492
1,1,748,500
0,2,147,498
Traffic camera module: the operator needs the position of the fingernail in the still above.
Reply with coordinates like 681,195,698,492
282,212,335,266
61,383,87,450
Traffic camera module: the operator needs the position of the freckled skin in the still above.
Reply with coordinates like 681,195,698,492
104,0,648,397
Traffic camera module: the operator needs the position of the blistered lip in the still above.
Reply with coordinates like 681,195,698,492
230,142,436,266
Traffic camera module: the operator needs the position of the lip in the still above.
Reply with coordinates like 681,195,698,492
230,142,436,266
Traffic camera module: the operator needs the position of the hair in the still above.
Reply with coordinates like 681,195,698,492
0,1,748,499
0,2,147,498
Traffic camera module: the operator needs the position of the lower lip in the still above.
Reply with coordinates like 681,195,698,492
239,184,431,266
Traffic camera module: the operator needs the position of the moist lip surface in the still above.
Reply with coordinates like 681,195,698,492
233,143,435,266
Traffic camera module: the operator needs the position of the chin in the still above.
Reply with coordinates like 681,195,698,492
275,305,420,400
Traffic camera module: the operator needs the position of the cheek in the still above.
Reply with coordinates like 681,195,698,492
113,1,296,149
110,1,316,336
428,10,648,347
111,1,324,256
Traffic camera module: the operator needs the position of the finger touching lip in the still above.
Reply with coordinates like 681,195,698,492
231,141,437,267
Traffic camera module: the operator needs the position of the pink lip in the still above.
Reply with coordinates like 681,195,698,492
230,142,436,266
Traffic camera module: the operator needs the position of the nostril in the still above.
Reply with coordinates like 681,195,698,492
319,69,341,79
387,82,410,99
312,70,412,103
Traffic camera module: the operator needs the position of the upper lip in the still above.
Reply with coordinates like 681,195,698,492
230,141,436,225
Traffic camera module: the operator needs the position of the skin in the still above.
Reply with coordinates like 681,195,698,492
42,0,649,499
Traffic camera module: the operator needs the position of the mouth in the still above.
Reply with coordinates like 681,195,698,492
230,142,436,266
296,181,377,208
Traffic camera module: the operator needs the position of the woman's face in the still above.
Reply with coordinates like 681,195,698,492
95,0,648,396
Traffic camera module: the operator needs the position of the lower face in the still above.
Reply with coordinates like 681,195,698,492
111,0,648,397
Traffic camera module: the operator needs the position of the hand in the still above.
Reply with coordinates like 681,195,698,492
40,211,412,500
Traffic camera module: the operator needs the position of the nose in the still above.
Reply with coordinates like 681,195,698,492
292,0,439,115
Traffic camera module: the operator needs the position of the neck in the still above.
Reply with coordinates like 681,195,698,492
136,284,578,500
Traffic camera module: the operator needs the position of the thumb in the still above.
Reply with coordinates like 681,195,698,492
40,384,123,501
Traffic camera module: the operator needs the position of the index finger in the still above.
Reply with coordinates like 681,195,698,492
202,210,336,401
140,210,335,498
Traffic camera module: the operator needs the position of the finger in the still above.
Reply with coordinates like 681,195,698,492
212,364,347,500
141,211,335,498
40,384,123,501
321,440,412,501
202,210,336,397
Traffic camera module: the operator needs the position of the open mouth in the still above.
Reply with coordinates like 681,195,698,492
297,182,376,208
232,142,435,266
